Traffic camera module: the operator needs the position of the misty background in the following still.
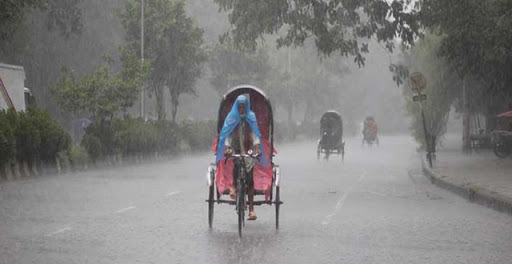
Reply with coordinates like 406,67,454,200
1,0,410,138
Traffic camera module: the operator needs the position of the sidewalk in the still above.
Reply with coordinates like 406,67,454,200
421,137,512,215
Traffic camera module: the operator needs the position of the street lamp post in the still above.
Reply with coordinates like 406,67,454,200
140,0,145,119
409,72,432,168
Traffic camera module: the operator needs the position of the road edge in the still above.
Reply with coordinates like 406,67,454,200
421,157,512,216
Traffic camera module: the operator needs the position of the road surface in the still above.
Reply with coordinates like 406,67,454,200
1,136,511,263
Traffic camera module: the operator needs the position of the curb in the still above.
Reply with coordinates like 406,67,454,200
421,157,512,216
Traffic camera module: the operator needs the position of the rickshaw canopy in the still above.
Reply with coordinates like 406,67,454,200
214,85,275,197
497,110,512,118
320,110,343,138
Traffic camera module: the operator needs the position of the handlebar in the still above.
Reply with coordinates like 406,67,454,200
224,152,261,164
225,153,261,159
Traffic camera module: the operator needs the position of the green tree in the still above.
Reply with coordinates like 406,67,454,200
213,0,421,66
422,1,512,94
419,0,512,131
0,0,123,123
402,33,460,147
0,0,82,42
120,0,207,122
52,51,145,121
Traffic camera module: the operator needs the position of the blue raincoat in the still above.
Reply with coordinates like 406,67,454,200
216,95,268,166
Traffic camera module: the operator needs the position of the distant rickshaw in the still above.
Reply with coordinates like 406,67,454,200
491,110,512,158
317,111,345,161
362,116,379,147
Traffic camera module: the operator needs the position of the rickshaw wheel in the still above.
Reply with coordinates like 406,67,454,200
208,184,214,228
275,186,280,230
493,142,510,158
341,147,345,163
237,182,245,238
317,144,321,160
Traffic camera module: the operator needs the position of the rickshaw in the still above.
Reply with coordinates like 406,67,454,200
206,85,282,237
362,116,379,147
317,111,345,161
491,110,512,158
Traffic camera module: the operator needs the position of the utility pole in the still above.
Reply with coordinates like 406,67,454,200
140,0,145,119
409,72,432,168
462,75,471,153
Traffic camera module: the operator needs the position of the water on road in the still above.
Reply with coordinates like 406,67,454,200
1,136,511,263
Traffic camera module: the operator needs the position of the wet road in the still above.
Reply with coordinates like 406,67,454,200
1,136,511,264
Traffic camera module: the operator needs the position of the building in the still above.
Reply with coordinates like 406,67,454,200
0,63,27,112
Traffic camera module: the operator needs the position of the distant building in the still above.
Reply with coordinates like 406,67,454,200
0,63,27,111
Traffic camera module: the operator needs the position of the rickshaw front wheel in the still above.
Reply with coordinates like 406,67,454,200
275,186,280,230
208,184,214,228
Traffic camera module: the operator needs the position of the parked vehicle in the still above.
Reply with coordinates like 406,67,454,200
491,110,512,158
0,63,35,111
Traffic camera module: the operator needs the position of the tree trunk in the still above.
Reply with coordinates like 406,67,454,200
171,95,179,123
286,102,293,123
153,85,165,120
462,75,471,153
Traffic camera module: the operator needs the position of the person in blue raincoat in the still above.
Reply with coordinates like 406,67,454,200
216,95,266,221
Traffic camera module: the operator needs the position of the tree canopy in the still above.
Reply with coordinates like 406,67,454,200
213,0,421,66
120,0,207,122
52,51,146,121
0,0,82,42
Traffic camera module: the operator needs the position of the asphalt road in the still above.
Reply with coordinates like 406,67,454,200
1,136,511,264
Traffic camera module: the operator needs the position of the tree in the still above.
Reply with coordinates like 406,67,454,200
267,41,349,124
402,33,460,147
0,0,124,123
419,0,512,110
208,41,271,94
0,0,82,42
213,0,421,68
52,51,146,122
120,0,207,122
418,0,512,139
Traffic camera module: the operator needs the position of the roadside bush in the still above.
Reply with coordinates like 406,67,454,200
154,120,180,153
68,145,90,170
81,132,103,162
0,108,71,172
115,118,159,155
180,120,216,151
82,118,175,160
0,110,15,169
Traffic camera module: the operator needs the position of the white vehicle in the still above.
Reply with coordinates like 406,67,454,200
0,63,34,111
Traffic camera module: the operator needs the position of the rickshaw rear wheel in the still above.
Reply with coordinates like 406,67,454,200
275,186,280,230
208,184,214,228
341,147,345,163
317,144,321,160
